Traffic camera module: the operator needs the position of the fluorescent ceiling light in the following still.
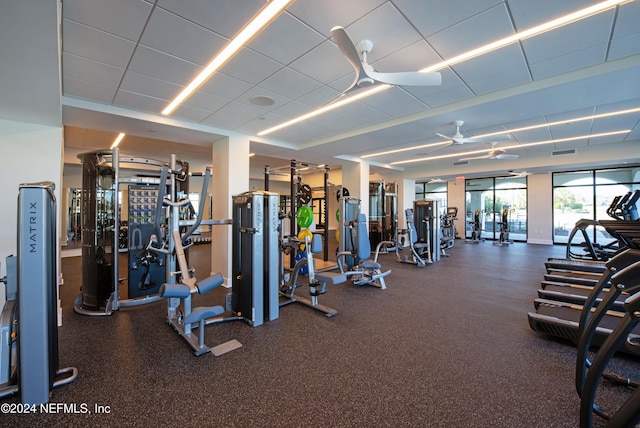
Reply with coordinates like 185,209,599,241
390,130,630,165
257,0,629,137
421,0,632,73
363,107,640,159
111,132,125,149
257,85,389,136
162,0,295,116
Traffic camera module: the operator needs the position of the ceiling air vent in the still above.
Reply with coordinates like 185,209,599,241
552,148,576,156
452,160,469,166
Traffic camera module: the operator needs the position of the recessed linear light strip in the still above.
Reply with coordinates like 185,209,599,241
258,0,631,137
362,107,640,159
390,130,630,165
421,0,633,73
111,132,126,149
162,0,295,116
361,141,452,158
257,85,390,136
473,107,640,139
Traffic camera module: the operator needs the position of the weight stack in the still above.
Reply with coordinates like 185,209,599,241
231,191,280,326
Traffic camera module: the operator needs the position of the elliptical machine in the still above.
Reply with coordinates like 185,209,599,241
466,209,483,243
493,206,512,246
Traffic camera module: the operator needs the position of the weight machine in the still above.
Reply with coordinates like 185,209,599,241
279,233,344,317
369,181,398,250
0,182,77,405
264,160,331,262
231,191,280,326
440,207,458,256
74,148,180,315
399,199,441,267
336,198,391,289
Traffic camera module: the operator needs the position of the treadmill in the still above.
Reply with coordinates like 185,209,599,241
528,248,640,350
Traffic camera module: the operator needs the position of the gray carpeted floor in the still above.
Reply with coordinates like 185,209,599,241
2,241,638,427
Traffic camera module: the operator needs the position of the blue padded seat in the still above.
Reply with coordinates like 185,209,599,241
184,305,224,325
316,271,347,285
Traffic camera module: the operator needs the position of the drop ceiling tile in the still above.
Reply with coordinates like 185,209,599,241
201,111,248,130
510,128,553,144
181,90,231,113
402,68,466,100
611,1,640,40
289,40,353,84
113,90,168,114
213,100,267,122
608,33,640,61
140,7,228,66
587,135,628,146
339,2,423,63
394,0,504,37
529,44,607,80
427,4,512,58
307,112,356,133
127,45,200,85
296,85,342,108
549,121,592,140
234,86,291,114
157,0,263,39
63,0,153,41
415,84,475,109
221,48,283,85
591,115,639,134
199,72,253,100
465,65,532,96
287,0,386,37
248,12,325,65
532,0,592,23
360,86,421,109
119,70,181,100
382,98,431,118
63,77,118,105
373,40,443,73
63,19,136,69
450,44,527,84
63,53,125,87
259,68,323,100
328,101,392,126
520,13,613,65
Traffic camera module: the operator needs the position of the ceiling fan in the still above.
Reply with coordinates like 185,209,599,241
330,26,441,95
436,120,511,145
459,142,519,161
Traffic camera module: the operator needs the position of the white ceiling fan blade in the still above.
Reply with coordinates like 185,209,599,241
436,133,453,142
367,69,441,87
494,153,519,160
453,134,511,144
331,26,366,79
458,153,493,161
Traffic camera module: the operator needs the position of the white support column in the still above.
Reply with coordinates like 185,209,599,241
397,178,416,230
211,135,250,286
341,159,370,219
447,180,465,239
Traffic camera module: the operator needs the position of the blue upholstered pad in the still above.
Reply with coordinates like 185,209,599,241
159,283,191,299
362,260,381,270
196,272,224,294
316,272,347,285
184,305,224,324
